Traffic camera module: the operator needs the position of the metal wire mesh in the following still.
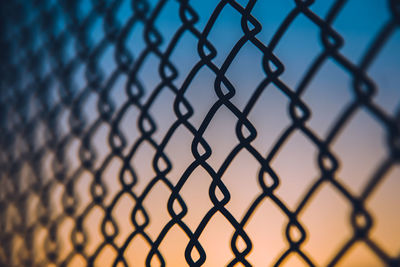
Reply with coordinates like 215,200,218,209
1,0,400,266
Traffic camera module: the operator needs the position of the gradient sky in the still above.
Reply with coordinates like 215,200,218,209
10,0,400,266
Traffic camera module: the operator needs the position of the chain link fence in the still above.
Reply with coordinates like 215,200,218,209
1,0,400,266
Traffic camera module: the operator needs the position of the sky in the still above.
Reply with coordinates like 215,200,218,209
7,0,400,266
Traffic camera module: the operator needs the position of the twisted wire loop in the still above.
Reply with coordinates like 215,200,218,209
1,0,399,266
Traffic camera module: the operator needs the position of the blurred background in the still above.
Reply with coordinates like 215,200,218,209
0,0,399,266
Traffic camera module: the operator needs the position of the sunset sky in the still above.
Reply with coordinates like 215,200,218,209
2,0,400,266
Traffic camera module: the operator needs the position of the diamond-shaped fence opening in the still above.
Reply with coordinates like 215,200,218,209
1,0,400,266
